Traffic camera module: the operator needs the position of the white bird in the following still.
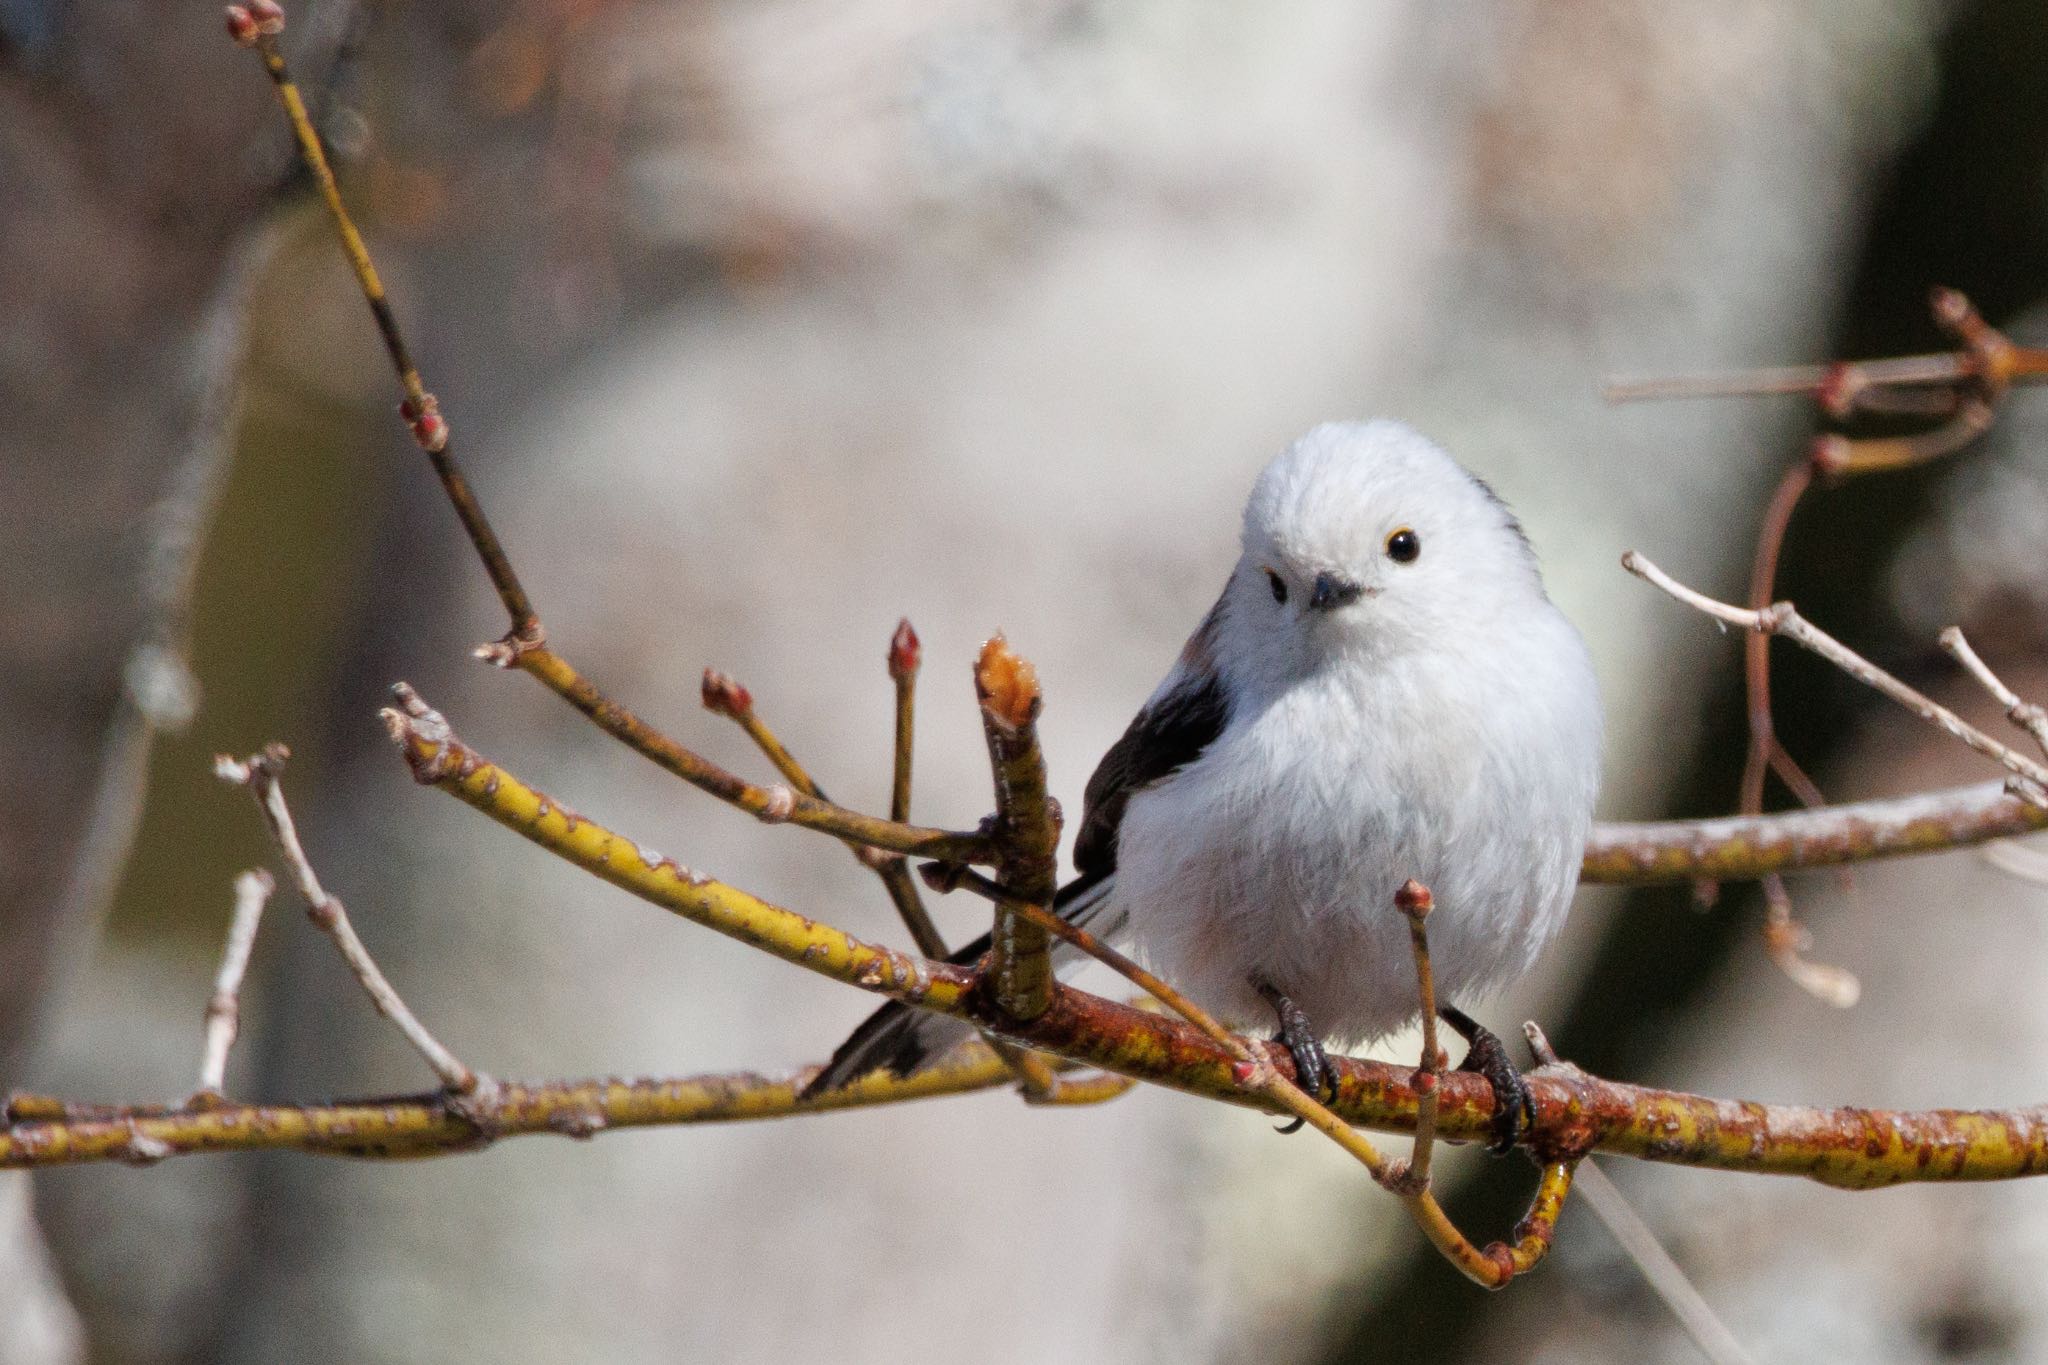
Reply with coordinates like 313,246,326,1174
806,420,1603,1147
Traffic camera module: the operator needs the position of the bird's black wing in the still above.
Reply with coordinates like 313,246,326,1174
1071,596,1232,880
798,587,1233,1098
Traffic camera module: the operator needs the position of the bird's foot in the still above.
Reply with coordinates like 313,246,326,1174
1254,978,1332,1134
1439,1005,1534,1155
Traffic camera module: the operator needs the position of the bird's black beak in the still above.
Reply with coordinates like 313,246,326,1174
1309,572,1364,612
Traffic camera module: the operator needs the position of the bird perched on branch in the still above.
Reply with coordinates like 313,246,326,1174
806,420,1602,1148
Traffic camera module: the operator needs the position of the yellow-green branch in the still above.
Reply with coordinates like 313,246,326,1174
11,1022,2048,1188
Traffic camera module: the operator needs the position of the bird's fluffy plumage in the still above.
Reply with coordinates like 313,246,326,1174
1118,419,1601,1040
803,419,1601,1093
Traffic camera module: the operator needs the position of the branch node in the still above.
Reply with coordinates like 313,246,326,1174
397,393,450,453
119,1125,173,1167
1813,362,1864,421
1809,432,1853,477
755,784,795,824
380,683,462,783
473,622,547,669
919,861,968,893
546,1104,609,1141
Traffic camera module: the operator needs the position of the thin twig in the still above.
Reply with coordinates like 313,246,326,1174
1574,1160,1758,1365
699,666,947,958
227,0,538,640
701,663,1070,1100
1606,287,2047,410
1940,628,2048,761
191,869,275,1104
1390,879,1445,1194
225,2,993,871
889,619,919,826
507,646,993,862
1621,552,2048,796
215,746,484,1098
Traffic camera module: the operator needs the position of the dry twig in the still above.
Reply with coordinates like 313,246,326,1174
215,746,484,1099
1622,553,2048,797
1940,628,2048,761
191,869,274,1103
1614,288,2035,1001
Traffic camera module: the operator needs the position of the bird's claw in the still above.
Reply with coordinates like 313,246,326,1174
1441,1006,1534,1154
1255,979,1334,1134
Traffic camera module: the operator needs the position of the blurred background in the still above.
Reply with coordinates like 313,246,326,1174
7,1,2048,1361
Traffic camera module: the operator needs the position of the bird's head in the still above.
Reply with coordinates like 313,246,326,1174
1226,420,1547,678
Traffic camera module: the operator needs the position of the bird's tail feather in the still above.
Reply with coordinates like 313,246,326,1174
798,872,1118,1099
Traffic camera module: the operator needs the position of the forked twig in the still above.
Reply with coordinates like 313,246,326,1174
700,662,946,958
701,656,1075,1101
1619,288,2029,1002
1621,553,2048,797
1940,628,2048,762
225,0,994,871
215,746,485,1099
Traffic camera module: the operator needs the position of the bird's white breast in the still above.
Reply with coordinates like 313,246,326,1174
1112,609,1599,1044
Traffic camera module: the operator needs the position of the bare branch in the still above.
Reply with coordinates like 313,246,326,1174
192,869,275,1103
1940,628,2048,761
1622,552,2048,796
216,746,483,1098
1607,286,2048,418
370,685,2048,1191
699,664,948,959
227,0,537,640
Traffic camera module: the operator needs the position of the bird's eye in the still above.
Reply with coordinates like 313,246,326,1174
1385,528,1421,564
1265,569,1288,604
